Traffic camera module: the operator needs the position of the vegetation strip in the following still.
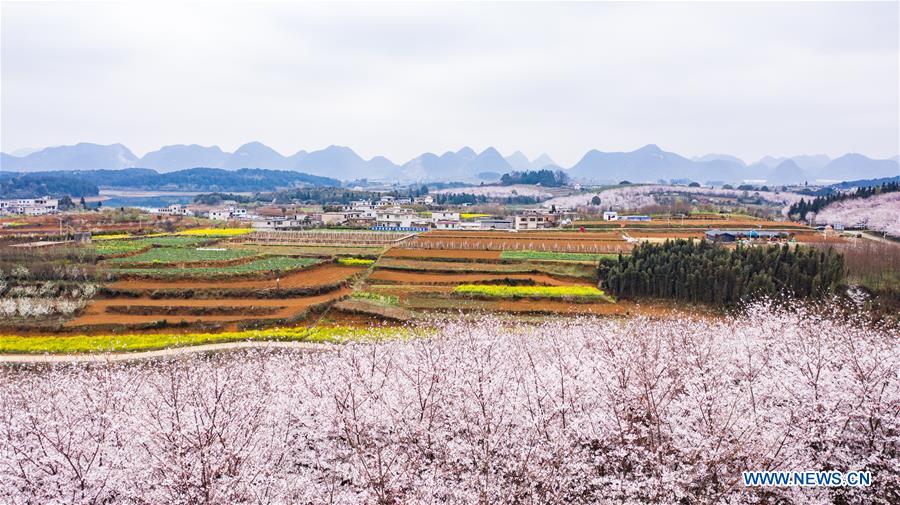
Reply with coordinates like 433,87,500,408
109,257,320,279
499,250,622,262
0,326,405,354
336,257,375,266
453,284,610,300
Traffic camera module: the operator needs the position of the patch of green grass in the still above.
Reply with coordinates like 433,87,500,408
136,235,215,247
352,291,399,305
109,247,257,265
0,326,407,354
454,284,611,300
109,256,320,278
500,250,621,262
233,245,387,257
94,235,215,255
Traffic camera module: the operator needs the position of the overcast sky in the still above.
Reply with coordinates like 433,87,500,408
2,1,898,166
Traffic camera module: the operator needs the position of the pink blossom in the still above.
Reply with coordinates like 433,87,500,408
813,192,900,237
0,302,896,504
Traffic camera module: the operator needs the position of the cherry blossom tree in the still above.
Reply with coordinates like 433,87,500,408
1,301,897,504
814,192,900,238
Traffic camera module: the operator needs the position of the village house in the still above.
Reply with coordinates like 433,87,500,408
154,204,194,217
0,197,59,215
252,216,308,230
374,196,396,208
513,210,556,230
431,211,460,222
434,220,460,230
704,229,790,243
375,207,428,229
320,212,348,226
207,206,246,221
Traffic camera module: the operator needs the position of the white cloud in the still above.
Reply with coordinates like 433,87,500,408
1,1,897,166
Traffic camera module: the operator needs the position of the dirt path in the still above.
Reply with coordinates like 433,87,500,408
860,231,899,245
0,340,333,364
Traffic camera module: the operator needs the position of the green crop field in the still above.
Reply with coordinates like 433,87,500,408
136,235,216,247
94,235,216,255
109,247,258,264
109,256,320,278
500,250,621,262
454,284,611,300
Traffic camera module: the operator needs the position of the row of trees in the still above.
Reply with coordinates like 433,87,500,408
600,240,845,305
0,174,99,198
789,181,900,220
498,169,569,187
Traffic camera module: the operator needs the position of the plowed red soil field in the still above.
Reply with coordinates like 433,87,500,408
108,264,363,290
377,258,537,272
67,288,351,327
384,249,502,260
627,231,706,239
792,233,848,243
367,270,591,286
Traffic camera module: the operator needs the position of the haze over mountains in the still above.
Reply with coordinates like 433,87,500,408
2,142,897,185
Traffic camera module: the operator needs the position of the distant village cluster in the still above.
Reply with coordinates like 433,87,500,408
142,194,585,232
0,192,673,233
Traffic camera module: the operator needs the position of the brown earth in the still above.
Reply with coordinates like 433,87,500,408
627,231,706,239
66,288,351,327
377,258,536,272
107,264,363,290
384,248,503,260
367,269,592,286
792,233,848,243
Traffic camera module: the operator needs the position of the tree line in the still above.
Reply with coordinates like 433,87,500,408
499,169,569,187
789,181,899,220
0,174,99,198
599,239,844,306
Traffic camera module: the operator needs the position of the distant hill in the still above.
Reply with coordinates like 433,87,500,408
569,144,745,183
831,175,900,190
3,142,897,184
402,147,512,181
1,167,339,193
767,159,808,185
1,143,138,171
139,144,229,171
504,151,558,170
693,153,746,166
222,142,294,170
816,154,899,182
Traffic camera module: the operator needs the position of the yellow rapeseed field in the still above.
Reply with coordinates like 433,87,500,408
454,284,608,299
0,326,406,354
177,228,253,237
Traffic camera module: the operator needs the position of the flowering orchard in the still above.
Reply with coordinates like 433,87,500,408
1,303,897,504
813,191,900,238
543,184,805,213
